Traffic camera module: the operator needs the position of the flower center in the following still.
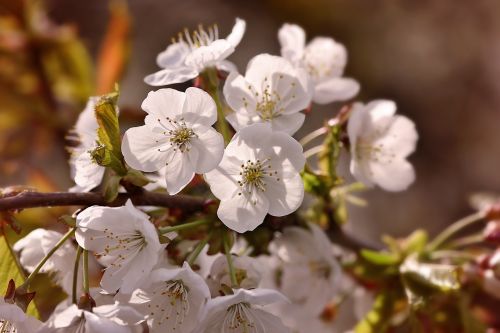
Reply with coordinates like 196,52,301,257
224,302,257,331
149,280,190,329
355,141,396,165
0,319,17,333
237,159,280,201
92,229,147,268
302,51,340,80
155,117,197,154
309,260,331,279
173,24,219,50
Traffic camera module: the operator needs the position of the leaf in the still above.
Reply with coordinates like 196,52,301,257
355,292,398,333
104,175,121,202
301,169,330,196
123,169,151,187
361,249,401,266
402,229,428,256
0,236,39,317
318,124,342,183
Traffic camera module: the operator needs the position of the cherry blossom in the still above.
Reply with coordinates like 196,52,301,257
347,100,418,191
68,97,105,192
145,18,245,86
195,288,290,333
206,255,261,296
278,23,359,104
223,53,313,135
75,200,165,294
122,87,224,195
128,262,210,333
0,299,41,333
205,123,305,233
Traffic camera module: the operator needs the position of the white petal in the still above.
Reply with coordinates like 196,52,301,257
141,88,186,119
225,18,246,48
217,191,269,233
304,37,347,78
70,150,105,192
122,125,169,172
204,157,242,200
182,87,218,126
265,172,304,217
223,71,257,114
369,158,416,192
216,60,238,73
313,77,360,104
346,102,367,147
84,311,131,333
373,115,418,158
350,158,375,188
156,42,189,68
225,109,257,132
164,149,197,195
268,131,306,173
191,125,224,173
185,39,234,70
366,99,397,124
278,23,306,63
269,112,305,135
144,67,199,86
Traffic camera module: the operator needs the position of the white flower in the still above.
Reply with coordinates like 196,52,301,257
75,200,165,294
278,23,360,104
195,288,290,333
129,262,210,333
68,97,105,192
38,303,144,333
206,255,262,296
268,224,342,315
205,123,305,233
145,18,246,86
0,299,41,333
14,229,79,295
122,87,224,195
223,54,313,135
347,100,418,192
483,250,500,299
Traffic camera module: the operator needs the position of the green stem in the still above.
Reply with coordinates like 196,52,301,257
427,212,485,252
72,246,83,304
159,219,210,234
299,127,327,147
203,68,231,145
82,250,90,294
187,231,213,266
21,227,75,289
223,232,237,288
447,234,485,249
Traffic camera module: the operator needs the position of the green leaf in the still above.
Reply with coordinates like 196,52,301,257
355,292,398,333
0,236,39,317
104,175,121,202
318,124,342,183
402,229,428,256
361,249,401,266
94,90,127,176
123,169,151,187
301,169,330,195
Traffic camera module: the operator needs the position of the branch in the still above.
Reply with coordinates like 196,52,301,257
0,190,207,213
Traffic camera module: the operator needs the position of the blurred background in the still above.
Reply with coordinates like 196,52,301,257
2,0,500,246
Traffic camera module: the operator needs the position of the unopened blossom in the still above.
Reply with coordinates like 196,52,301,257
129,262,210,333
205,123,305,233
278,23,359,104
14,229,79,295
347,100,418,192
38,303,144,333
145,18,245,86
267,224,342,314
75,200,165,294
206,255,262,296
122,87,224,195
0,299,41,333
195,288,290,333
223,53,313,135
68,97,105,192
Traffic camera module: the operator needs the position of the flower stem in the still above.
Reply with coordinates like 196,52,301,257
20,227,76,290
202,68,231,145
304,145,325,159
223,231,237,288
187,231,213,266
300,127,327,147
82,249,90,294
72,246,82,304
426,212,485,252
159,219,210,234
447,233,485,249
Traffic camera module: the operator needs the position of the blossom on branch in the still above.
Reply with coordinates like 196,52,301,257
0,299,41,332
205,123,305,233
347,100,418,192
145,18,246,86
122,87,224,195
223,54,312,135
278,23,359,105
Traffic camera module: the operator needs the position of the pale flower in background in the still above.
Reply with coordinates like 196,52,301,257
129,262,210,333
223,53,313,135
195,288,290,333
122,87,224,195
347,100,418,192
483,250,500,299
278,23,360,104
205,123,305,233
14,229,79,295
145,18,246,86
38,303,144,333
68,97,105,193
75,200,165,294
0,299,41,332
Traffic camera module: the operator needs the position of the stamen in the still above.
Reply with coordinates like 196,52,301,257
173,24,219,50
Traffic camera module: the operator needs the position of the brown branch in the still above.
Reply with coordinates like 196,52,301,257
0,190,207,213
